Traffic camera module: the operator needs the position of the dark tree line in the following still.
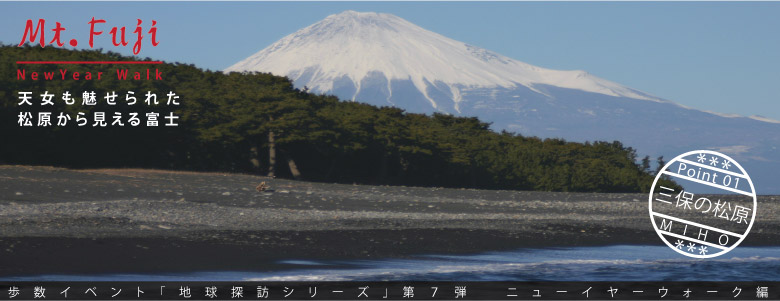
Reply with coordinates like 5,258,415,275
0,45,679,192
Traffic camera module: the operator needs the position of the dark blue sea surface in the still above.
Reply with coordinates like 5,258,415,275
5,245,780,281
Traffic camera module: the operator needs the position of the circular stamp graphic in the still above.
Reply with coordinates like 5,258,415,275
649,150,757,258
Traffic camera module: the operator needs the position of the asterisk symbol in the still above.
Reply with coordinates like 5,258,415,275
699,245,708,255
697,153,707,163
721,160,731,170
675,240,684,249
687,242,696,252
709,156,719,166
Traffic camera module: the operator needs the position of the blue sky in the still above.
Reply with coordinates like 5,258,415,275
2,2,779,120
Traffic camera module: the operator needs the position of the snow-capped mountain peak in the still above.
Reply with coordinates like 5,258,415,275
225,10,659,109
225,10,780,193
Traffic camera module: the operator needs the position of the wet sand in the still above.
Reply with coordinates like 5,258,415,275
1,165,778,277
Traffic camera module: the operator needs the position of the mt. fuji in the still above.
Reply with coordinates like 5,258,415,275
226,11,661,112
226,11,779,193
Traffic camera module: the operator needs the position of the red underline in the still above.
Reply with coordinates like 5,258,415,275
16,61,163,65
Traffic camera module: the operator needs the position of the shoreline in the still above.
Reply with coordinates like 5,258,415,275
1,165,778,277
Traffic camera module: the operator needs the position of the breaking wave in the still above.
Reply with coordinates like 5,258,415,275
5,245,779,281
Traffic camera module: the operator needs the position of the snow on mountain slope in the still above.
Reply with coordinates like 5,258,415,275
226,10,780,193
225,10,660,110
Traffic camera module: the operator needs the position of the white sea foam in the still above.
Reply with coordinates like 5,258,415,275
244,246,780,281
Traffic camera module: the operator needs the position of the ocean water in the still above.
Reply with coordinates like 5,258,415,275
6,245,780,281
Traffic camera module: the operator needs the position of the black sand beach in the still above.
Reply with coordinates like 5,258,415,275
1,165,778,277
